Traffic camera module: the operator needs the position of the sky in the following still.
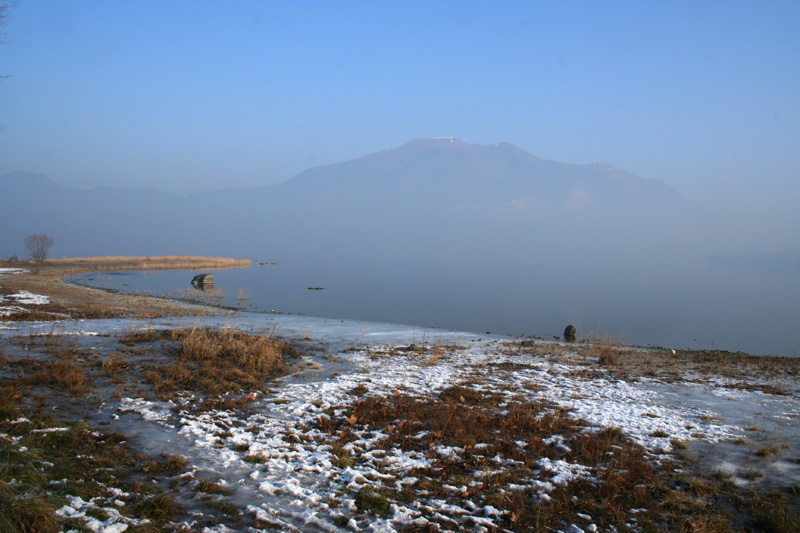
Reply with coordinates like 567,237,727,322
1,0,799,215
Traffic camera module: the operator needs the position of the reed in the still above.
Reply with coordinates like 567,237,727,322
49,255,251,271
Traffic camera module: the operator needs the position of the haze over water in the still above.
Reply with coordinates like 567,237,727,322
74,259,800,358
2,3,798,359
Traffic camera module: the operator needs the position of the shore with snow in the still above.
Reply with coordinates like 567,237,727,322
1,263,799,531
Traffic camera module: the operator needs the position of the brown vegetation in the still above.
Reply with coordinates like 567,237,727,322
512,337,800,390
48,255,251,271
112,326,294,399
175,327,288,374
0,386,186,531
3,256,799,530
0,320,299,530
28,360,91,394
313,386,731,530
315,386,800,531
0,255,250,320
585,336,637,366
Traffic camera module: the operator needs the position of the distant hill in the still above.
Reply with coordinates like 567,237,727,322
275,137,690,213
0,140,697,260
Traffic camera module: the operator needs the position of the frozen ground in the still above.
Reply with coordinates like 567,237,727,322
0,288,50,316
3,309,799,532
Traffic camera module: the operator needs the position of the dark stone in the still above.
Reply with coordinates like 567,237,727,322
521,340,536,347
191,273,215,287
563,324,576,342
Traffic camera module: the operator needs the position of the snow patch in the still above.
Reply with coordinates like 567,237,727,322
7,290,50,305
0,268,28,274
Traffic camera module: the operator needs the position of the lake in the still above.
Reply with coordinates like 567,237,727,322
71,259,800,357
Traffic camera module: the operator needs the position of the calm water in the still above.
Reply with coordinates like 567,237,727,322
71,261,800,357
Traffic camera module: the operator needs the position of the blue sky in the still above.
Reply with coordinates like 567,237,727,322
1,0,798,214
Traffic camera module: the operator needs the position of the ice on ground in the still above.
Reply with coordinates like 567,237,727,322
4,290,50,305
2,311,798,531
56,494,148,532
0,268,28,274
0,290,50,316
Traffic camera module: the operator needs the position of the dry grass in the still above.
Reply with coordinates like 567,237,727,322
117,326,295,397
27,332,80,359
516,340,571,357
0,493,59,533
745,490,800,533
504,334,800,389
583,336,637,366
310,385,800,531
314,387,679,530
119,329,172,346
195,479,228,495
29,360,91,394
48,255,251,271
1,255,251,321
134,490,180,521
0,385,186,531
521,338,800,389
175,327,288,375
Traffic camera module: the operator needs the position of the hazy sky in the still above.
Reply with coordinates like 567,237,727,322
1,1,798,213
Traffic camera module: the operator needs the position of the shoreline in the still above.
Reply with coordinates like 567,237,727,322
1,256,799,530
0,255,250,320
3,257,800,378
53,258,800,360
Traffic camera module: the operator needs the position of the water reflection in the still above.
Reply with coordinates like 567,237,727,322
70,262,800,357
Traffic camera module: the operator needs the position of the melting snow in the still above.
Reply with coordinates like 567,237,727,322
1,311,797,531
0,268,29,274
4,290,49,305
0,290,50,316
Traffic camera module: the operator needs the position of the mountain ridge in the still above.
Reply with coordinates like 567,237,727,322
272,138,689,213
0,139,695,258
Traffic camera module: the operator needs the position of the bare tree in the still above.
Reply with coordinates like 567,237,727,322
0,0,15,79
25,233,54,262
0,1,15,43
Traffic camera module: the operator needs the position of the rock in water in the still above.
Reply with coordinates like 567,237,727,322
564,324,576,342
191,273,215,287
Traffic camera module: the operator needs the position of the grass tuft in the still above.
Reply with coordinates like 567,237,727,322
134,490,180,521
355,486,390,516
0,493,59,533
29,360,91,394
747,490,800,532
176,327,288,375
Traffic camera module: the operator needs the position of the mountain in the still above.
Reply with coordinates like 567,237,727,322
276,138,689,212
0,140,697,260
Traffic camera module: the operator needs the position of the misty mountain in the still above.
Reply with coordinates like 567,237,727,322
271,137,690,213
1,139,697,261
